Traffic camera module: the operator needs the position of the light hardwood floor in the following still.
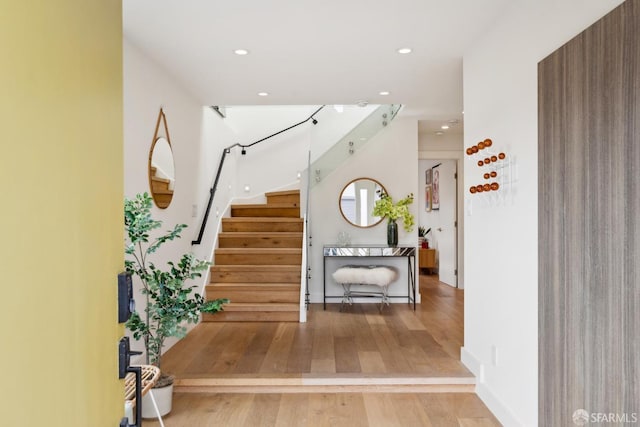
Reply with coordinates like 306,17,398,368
142,275,501,426
143,392,500,426
162,275,468,379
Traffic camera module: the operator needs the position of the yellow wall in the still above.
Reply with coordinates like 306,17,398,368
0,1,123,425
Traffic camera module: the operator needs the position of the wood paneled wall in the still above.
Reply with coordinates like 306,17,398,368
538,1,640,424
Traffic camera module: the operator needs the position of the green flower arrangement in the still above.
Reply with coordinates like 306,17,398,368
373,190,415,232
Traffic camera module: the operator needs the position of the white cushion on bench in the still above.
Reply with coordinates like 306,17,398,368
332,266,398,287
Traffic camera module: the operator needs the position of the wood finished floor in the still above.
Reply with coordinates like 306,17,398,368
161,274,469,380
142,392,500,426
142,275,501,426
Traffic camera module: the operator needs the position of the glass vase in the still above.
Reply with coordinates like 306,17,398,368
387,219,398,247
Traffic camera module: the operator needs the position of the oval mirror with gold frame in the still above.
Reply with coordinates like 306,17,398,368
148,108,175,209
339,177,386,228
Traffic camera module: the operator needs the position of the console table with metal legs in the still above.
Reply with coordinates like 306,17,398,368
322,245,417,310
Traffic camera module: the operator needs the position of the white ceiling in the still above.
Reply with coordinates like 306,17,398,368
123,0,510,134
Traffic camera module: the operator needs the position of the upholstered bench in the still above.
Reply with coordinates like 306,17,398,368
332,265,398,311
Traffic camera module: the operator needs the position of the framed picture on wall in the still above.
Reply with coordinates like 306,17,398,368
425,168,433,185
432,168,440,210
425,185,432,212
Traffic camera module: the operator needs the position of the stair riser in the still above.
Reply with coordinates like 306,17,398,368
203,311,299,322
214,253,302,265
207,284,299,291
218,236,302,248
222,220,303,233
152,181,170,192
210,270,301,283
206,289,299,303
154,193,173,203
266,194,300,206
231,207,300,218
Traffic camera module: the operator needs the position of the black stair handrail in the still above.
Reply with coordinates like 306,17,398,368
192,105,325,245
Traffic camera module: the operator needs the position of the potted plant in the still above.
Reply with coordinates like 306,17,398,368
372,190,415,246
418,226,431,248
124,192,228,417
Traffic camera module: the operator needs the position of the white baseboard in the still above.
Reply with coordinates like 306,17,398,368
461,347,525,427
461,346,483,380
476,382,524,427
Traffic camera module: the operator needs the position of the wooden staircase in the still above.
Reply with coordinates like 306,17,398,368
204,190,303,322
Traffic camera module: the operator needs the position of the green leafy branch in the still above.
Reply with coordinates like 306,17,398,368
124,193,228,370
372,190,415,232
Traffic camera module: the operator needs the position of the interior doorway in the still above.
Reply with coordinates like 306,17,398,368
418,159,460,288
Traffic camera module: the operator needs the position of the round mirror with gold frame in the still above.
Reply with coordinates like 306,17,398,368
148,108,175,209
339,177,386,228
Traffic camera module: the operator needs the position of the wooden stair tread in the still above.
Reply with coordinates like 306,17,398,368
221,218,303,232
151,176,170,183
218,232,302,248
152,188,173,195
215,248,302,254
211,265,300,271
214,254,301,264
231,203,299,209
221,303,299,312
207,283,299,289
207,283,299,303
231,205,300,218
219,232,302,237
203,311,299,322
265,190,300,197
211,264,302,283
223,217,302,222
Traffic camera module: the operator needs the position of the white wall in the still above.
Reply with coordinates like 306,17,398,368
419,131,463,152
223,104,379,200
124,40,237,355
461,1,624,425
226,105,313,198
308,118,419,302
190,107,238,264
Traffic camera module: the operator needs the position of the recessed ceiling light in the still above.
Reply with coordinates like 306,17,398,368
257,92,269,97
234,49,249,55
441,125,450,130
435,131,444,136
397,48,412,54
379,91,390,96
448,119,459,124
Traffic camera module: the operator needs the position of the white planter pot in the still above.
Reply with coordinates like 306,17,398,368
141,383,173,419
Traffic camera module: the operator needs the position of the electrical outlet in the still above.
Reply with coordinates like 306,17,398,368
192,204,198,218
